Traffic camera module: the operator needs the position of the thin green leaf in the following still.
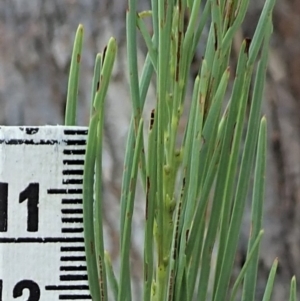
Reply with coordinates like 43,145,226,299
262,259,278,301
127,0,141,130
83,113,100,301
104,251,119,301
230,230,264,301
94,76,108,301
94,38,117,110
289,277,297,301
213,19,272,301
198,41,248,301
213,40,252,294
65,24,83,125
137,16,157,69
118,119,144,301
83,36,117,301
90,53,102,118
242,117,267,301
248,0,276,66
222,0,250,52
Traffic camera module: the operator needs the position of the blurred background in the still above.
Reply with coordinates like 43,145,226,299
0,0,299,300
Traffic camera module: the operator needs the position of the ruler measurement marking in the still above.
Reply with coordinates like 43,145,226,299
62,170,84,176
58,135,88,298
63,149,86,155
59,294,91,300
64,140,86,146
61,228,83,234
60,266,87,272
61,199,82,205
45,285,89,291
0,139,59,145
0,139,86,146
62,218,83,223
63,160,84,165
18,127,39,134
61,209,83,214
60,275,88,281
64,130,88,135
62,179,83,185
60,256,86,262
0,237,84,243
48,189,83,194
60,246,85,252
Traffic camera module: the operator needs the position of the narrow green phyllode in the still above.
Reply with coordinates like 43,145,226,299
65,24,83,126
63,0,298,300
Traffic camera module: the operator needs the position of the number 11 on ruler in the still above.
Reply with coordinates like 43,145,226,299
0,126,90,301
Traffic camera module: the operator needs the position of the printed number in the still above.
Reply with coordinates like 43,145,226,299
19,183,39,232
13,280,41,301
0,279,40,301
0,183,8,232
0,182,39,232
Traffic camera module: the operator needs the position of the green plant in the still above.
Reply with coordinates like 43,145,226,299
65,0,297,300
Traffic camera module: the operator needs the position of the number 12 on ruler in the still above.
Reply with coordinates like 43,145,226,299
0,279,40,300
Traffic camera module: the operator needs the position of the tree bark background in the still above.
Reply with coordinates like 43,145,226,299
0,1,299,300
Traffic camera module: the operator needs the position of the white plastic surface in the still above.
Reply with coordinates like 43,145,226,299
0,126,90,301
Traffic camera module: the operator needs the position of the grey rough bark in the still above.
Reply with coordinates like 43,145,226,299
0,1,299,300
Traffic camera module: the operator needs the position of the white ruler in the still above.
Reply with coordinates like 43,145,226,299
0,126,90,301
